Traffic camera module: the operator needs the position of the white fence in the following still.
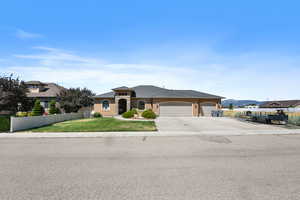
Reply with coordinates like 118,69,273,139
222,108,300,113
10,113,83,132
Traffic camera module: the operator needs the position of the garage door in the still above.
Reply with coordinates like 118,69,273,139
159,102,192,117
201,103,216,117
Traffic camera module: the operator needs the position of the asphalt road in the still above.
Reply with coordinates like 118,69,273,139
1,135,300,200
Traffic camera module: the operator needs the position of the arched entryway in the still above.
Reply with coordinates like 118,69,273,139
118,99,127,114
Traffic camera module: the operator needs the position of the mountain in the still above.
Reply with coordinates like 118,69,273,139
222,99,263,107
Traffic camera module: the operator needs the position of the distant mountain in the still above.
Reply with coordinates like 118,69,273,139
222,99,263,107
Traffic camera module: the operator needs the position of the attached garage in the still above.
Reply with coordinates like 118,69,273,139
201,102,217,117
159,102,193,117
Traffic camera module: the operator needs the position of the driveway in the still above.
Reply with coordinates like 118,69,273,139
155,117,287,132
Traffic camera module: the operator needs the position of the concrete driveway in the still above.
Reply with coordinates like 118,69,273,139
155,117,287,132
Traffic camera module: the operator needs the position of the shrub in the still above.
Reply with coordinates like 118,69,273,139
55,108,61,114
32,100,43,116
16,112,28,117
131,109,138,115
0,116,10,132
27,112,34,117
142,109,156,119
93,112,102,118
49,100,58,115
122,110,135,118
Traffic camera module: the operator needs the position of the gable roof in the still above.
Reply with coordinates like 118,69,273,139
26,83,65,98
25,81,45,85
112,86,132,91
260,100,300,108
94,85,223,99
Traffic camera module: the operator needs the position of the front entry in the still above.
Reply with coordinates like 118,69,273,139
118,99,127,114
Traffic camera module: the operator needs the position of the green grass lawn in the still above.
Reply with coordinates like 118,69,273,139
30,117,157,132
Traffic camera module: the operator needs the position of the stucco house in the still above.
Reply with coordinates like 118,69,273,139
25,81,65,110
93,85,224,117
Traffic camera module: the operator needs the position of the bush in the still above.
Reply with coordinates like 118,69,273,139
49,100,58,115
93,112,102,118
55,108,61,114
122,110,135,118
131,109,138,115
142,109,156,119
16,112,28,117
32,100,43,116
0,116,10,132
27,112,34,117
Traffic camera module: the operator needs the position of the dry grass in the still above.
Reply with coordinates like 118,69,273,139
223,110,300,126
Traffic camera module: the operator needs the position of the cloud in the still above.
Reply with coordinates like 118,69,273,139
16,29,43,39
2,46,300,100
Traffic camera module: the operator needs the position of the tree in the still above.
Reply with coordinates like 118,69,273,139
0,74,30,114
229,103,234,110
32,100,43,116
49,100,57,114
57,87,94,113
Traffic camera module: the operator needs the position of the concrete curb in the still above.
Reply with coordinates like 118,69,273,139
1,129,300,138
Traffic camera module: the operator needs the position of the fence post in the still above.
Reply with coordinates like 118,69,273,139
10,116,13,133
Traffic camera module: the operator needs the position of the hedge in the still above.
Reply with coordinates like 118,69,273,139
0,116,10,132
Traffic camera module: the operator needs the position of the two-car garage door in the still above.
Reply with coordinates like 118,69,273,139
159,102,217,117
159,102,192,117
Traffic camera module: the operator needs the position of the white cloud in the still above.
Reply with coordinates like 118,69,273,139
16,29,43,39
2,46,300,100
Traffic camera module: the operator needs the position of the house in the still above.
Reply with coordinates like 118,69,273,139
244,105,259,109
260,100,300,109
25,81,65,110
93,85,224,117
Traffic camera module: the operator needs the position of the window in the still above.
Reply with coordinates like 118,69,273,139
102,100,110,111
138,101,145,110
118,92,128,96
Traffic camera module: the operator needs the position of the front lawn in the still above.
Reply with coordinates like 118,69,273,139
30,117,157,132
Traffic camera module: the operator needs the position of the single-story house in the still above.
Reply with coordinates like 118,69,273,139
260,100,300,109
25,81,65,110
93,85,224,117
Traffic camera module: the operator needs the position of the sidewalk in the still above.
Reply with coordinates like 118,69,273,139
1,129,300,138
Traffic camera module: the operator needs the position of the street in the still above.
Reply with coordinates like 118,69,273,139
1,135,300,200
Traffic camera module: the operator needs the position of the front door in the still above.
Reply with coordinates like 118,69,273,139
118,99,127,114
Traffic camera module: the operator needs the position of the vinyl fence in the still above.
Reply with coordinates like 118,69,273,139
10,113,84,132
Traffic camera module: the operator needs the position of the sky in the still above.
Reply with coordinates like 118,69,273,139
1,0,300,100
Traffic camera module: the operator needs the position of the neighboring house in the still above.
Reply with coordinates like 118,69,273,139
93,85,224,117
25,81,64,110
260,100,300,109
244,105,259,109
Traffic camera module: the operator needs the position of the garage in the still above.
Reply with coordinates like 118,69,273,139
201,102,216,117
159,102,192,117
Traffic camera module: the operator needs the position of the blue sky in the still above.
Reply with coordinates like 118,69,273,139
1,0,300,100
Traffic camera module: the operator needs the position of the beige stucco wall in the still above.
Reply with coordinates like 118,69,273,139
152,98,220,116
93,98,116,116
94,97,221,117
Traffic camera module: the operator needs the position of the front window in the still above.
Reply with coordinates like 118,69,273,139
102,100,110,111
138,101,145,110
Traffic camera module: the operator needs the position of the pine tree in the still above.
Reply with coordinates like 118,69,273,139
32,100,43,116
229,103,234,110
49,100,57,114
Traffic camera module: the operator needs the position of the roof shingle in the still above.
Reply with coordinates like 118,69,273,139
94,85,223,99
